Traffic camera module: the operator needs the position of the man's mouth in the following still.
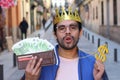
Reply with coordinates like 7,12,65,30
64,36,72,43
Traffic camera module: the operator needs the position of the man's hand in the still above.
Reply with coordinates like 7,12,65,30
93,60,105,80
25,56,43,80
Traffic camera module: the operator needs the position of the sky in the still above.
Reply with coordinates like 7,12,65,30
52,0,65,7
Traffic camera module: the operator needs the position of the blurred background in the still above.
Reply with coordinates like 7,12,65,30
0,0,120,80
0,0,120,48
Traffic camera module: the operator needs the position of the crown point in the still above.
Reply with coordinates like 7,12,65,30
53,6,81,25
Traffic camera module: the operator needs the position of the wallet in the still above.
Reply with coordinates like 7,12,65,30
16,50,56,69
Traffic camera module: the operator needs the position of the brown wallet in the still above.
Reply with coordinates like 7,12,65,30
16,50,56,69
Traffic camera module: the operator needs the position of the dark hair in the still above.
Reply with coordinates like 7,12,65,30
53,22,82,35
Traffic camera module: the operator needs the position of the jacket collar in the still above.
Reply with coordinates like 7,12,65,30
54,45,82,66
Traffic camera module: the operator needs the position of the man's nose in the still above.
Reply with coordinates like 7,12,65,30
66,26,71,33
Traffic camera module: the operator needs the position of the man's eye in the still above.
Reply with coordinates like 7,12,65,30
58,27,65,30
70,25,77,29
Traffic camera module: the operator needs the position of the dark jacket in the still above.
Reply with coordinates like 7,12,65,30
19,20,28,33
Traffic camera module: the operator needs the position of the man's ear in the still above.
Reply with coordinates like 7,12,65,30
79,29,83,37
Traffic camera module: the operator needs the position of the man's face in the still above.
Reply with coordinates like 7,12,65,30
55,20,82,50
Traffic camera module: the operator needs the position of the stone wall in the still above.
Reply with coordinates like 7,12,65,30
99,25,120,44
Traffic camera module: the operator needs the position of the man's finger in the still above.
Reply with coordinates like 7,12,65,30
30,56,37,69
32,58,43,75
26,57,33,71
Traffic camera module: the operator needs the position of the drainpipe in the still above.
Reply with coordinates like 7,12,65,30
22,0,24,17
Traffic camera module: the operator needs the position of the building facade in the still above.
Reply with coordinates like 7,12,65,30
5,0,31,42
79,0,120,44
0,0,45,51
0,0,31,51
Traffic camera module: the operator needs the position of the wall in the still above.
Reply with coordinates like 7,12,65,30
80,0,120,44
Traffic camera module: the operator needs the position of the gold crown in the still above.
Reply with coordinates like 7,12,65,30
53,7,81,25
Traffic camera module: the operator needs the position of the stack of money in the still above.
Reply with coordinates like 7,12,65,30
12,37,55,69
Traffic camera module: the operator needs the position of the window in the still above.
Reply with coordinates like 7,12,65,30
113,0,117,25
93,8,95,20
101,1,104,25
96,7,98,19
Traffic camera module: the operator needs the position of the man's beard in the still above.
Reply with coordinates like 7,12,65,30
57,36,79,50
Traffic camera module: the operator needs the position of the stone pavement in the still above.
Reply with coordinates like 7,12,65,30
0,18,120,80
83,27,120,80
0,50,25,80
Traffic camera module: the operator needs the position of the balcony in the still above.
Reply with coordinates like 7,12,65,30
75,0,92,6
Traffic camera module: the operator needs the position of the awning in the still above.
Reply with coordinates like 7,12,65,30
0,0,17,8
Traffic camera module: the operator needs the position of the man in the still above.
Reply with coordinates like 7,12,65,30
22,7,108,80
42,18,46,30
19,17,28,39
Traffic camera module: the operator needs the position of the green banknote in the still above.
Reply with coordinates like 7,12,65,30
12,37,54,55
